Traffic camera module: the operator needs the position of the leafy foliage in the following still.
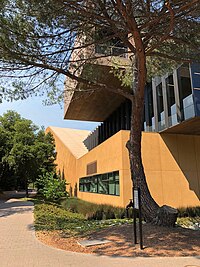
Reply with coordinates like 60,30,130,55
33,198,200,235
36,172,67,201
111,56,178,86
176,217,200,229
33,199,131,235
0,1,199,102
0,110,56,190
34,201,85,232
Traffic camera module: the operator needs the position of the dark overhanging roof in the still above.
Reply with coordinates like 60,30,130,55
64,64,127,122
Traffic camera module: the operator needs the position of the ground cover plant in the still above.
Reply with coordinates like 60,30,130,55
32,197,200,257
33,198,131,237
177,206,200,230
33,197,200,237
61,198,126,220
178,206,200,218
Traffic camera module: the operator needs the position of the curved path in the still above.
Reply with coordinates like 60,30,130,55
0,199,199,267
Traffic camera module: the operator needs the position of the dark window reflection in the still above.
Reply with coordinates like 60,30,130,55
156,83,165,130
79,171,120,196
178,65,195,120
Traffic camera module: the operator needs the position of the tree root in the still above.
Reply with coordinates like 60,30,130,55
153,205,178,227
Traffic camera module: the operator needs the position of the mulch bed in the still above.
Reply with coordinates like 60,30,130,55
36,223,200,257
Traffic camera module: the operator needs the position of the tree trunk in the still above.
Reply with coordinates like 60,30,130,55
127,56,177,226
153,205,178,227
127,93,159,223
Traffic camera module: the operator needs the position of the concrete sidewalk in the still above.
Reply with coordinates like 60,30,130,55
0,199,199,267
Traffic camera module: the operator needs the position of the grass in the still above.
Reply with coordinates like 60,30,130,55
176,206,200,228
32,198,131,237
27,197,200,237
177,206,200,217
61,197,126,220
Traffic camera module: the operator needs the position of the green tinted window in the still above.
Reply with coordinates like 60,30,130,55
79,171,120,196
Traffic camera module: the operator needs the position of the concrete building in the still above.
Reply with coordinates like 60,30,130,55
47,43,200,209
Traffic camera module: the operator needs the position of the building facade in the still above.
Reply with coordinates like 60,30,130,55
48,44,200,208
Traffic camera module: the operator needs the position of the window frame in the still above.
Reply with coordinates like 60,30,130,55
79,171,120,196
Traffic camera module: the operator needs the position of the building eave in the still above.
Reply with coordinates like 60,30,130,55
64,63,128,122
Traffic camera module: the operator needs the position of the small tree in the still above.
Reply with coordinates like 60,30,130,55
36,172,67,201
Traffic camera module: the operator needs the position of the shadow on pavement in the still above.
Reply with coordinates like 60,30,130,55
1,190,37,200
0,191,34,218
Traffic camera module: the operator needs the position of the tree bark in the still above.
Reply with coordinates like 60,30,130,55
153,205,178,227
127,91,159,222
127,56,178,226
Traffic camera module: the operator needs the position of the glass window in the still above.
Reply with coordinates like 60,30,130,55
145,85,155,132
79,171,120,196
90,177,98,193
94,29,127,57
108,172,115,195
84,178,91,192
178,65,195,120
79,183,84,192
98,174,109,194
166,75,177,126
156,83,165,130
114,172,120,196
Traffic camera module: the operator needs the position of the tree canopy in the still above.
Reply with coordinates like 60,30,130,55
0,110,56,191
0,0,199,102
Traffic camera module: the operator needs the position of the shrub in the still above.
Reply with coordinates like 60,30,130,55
36,172,67,201
34,200,131,235
61,198,126,220
34,202,84,231
177,206,200,218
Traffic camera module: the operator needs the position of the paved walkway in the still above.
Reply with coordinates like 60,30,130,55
0,199,199,267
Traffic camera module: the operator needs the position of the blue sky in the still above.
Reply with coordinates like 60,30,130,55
0,96,99,131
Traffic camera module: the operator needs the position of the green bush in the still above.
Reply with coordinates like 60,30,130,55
34,202,84,231
177,206,200,218
34,200,131,235
61,198,126,220
36,172,67,201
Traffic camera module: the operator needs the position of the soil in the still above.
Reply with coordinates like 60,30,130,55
36,223,200,257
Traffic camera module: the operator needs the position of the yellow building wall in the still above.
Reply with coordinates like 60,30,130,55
77,131,125,206
46,128,77,194
48,127,200,209
121,131,200,208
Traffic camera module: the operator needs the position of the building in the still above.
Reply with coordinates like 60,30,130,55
48,43,200,209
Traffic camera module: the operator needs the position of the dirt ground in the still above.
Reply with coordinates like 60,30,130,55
36,223,200,257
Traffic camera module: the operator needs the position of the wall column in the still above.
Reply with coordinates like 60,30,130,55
173,68,182,123
152,78,159,132
162,75,169,129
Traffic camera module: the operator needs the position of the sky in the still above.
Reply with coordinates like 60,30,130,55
0,96,100,131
